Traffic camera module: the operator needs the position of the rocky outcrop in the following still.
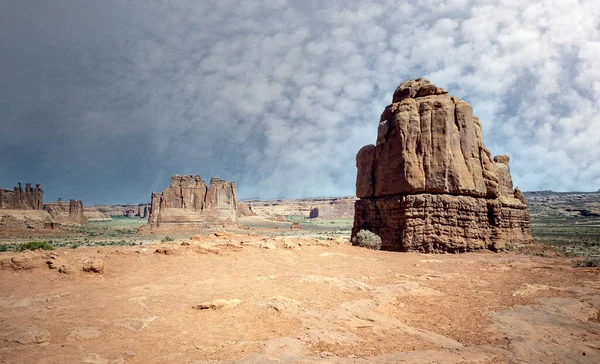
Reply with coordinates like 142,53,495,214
0,210,52,229
352,79,532,252
148,175,239,228
68,200,87,225
237,203,256,217
138,205,149,219
308,198,355,219
43,199,66,221
0,183,43,210
309,207,319,218
244,197,357,220
92,204,150,218
83,207,112,221
0,182,51,229
44,199,88,225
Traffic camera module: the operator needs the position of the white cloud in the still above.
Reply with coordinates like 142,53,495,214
1,0,599,203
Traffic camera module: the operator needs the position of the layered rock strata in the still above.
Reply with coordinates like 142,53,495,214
148,175,238,228
352,79,532,252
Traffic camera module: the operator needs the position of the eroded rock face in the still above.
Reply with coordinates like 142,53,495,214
0,183,51,229
0,183,43,210
148,175,239,228
68,200,88,225
237,202,256,217
308,198,356,219
352,79,532,252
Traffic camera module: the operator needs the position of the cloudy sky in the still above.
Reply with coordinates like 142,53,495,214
1,0,599,204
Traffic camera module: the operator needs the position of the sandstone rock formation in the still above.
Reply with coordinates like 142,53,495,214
0,183,43,210
148,175,239,228
91,204,150,218
352,79,533,252
308,198,355,219
244,197,357,220
0,182,51,229
83,207,112,221
237,202,256,217
138,204,149,219
44,199,89,225
68,200,88,225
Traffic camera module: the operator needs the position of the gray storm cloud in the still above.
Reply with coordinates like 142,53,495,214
1,0,599,204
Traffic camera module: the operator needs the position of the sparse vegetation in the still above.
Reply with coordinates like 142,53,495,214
0,244,14,252
526,191,600,257
162,236,174,242
351,229,382,250
572,257,599,268
19,241,54,251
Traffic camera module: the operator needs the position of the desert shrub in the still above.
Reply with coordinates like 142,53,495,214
162,236,174,242
572,257,599,268
0,244,15,252
352,229,382,250
19,241,54,251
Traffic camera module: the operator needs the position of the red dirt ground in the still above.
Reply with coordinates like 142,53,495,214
0,233,598,363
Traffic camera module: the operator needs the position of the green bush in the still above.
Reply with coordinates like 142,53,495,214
572,257,599,268
351,229,382,250
19,241,54,251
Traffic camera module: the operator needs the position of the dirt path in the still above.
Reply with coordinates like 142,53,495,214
0,234,598,363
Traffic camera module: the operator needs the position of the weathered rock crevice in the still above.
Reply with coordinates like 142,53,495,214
352,79,533,252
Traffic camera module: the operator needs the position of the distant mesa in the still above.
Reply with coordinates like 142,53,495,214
147,175,248,229
88,204,151,220
243,197,356,220
308,198,355,219
352,78,533,252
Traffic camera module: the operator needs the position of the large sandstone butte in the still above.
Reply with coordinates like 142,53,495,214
352,79,533,252
148,175,239,228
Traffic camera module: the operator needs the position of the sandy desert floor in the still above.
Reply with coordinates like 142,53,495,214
0,232,599,364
